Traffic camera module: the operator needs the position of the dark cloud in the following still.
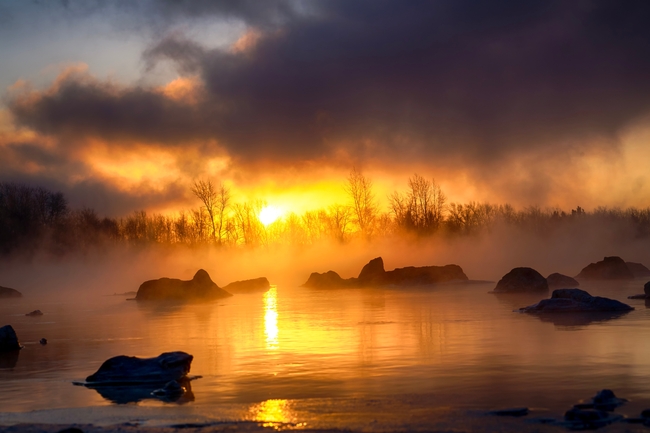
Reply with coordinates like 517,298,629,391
9,0,650,166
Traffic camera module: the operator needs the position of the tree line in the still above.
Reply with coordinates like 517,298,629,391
1,172,649,256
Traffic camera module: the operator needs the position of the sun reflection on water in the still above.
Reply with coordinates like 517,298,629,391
251,399,301,427
264,286,279,350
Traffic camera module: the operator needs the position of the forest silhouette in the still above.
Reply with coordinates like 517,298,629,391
1,170,649,257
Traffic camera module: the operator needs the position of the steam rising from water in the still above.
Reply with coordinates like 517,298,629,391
1,219,648,298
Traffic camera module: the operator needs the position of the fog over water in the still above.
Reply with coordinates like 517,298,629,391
1,230,650,429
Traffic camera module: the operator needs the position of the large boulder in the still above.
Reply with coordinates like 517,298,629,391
303,257,469,289
492,267,548,293
626,262,650,278
222,277,270,294
302,271,350,289
135,269,232,301
0,325,22,352
357,257,386,284
547,273,580,289
384,265,468,285
576,256,634,280
85,351,193,385
0,286,22,298
519,289,634,313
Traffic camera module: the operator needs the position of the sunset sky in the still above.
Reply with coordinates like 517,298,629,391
1,0,650,217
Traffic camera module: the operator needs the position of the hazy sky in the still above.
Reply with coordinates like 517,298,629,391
2,0,650,216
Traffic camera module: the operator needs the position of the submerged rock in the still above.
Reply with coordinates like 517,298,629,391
302,257,468,289
519,289,633,313
0,286,22,298
576,256,634,280
25,310,43,317
546,273,579,289
488,407,529,417
135,269,232,301
0,325,22,352
564,407,622,429
222,277,270,294
491,267,548,293
85,351,193,385
591,389,627,411
626,262,650,278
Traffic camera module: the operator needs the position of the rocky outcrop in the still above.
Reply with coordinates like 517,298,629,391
357,257,386,284
0,286,22,298
385,265,468,285
626,262,650,278
135,269,232,301
546,273,579,289
0,325,22,352
222,277,270,294
302,257,468,289
303,270,351,289
576,256,634,280
491,267,548,293
85,351,193,385
519,289,634,313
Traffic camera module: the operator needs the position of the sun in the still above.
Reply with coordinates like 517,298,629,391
259,205,284,226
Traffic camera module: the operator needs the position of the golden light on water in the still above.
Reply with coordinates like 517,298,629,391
264,286,279,350
259,206,284,226
251,399,299,426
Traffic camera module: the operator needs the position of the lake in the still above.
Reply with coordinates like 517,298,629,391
2,276,650,430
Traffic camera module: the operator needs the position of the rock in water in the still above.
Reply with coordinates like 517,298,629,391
85,351,193,385
0,325,22,352
222,277,271,294
357,257,387,284
0,286,22,298
384,264,468,285
25,310,43,317
519,289,634,313
576,256,634,280
626,262,650,278
302,271,350,289
135,269,232,301
547,273,579,289
302,257,468,289
492,267,548,293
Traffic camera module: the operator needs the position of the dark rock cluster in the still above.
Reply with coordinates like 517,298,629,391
135,269,233,301
576,256,635,280
302,257,468,289
518,289,633,313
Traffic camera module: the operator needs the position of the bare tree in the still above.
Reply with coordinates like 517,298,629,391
191,179,231,245
344,168,377,236
389,174,446,235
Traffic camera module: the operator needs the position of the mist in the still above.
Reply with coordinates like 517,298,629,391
2,214,648,303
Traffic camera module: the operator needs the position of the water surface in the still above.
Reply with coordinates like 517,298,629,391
2,279,650,429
